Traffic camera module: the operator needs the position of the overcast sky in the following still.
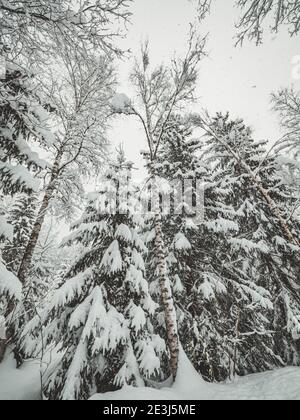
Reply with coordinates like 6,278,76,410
107,0,300,174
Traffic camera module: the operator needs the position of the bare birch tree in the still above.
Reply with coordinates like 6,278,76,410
272,88,300,159
17,49,115,285
0,0,132,60
193,0,300,45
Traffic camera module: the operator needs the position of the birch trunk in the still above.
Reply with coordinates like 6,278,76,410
233,307,240,379
0,250,5,362
151,164,180,379
17,148,63,285
0,149,64,365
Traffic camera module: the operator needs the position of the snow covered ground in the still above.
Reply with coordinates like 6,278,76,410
92,351,300,401
1,349,299,400
0,353,41,400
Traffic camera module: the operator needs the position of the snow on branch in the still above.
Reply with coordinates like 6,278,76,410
0,261,22,301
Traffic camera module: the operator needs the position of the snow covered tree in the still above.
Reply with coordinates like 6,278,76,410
271,88,300,241
38,156,166,400
142,113,284,381
112,31,207,379
141,115,205,347
0,0,132,61
17,51,115,286
199,113,300,373
0,63,51,364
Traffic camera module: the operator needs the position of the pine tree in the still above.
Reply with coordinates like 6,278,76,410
39,156,166,400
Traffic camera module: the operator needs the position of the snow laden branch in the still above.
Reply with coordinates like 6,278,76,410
236,0,300,45
0,0,132,58
111,30,207,380
195,113,300,294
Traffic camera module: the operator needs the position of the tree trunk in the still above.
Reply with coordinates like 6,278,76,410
151,164,180,379
232,307,240,379
17,149,63,285
0,149,64,366
0,339,6,363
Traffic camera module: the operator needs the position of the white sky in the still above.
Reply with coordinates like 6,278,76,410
108,0,300,173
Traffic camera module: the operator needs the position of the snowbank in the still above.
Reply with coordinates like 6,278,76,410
91,350,300,401
1,349,300,400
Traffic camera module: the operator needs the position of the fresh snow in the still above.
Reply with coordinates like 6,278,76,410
111,93,132,113
174,233,192,251
101,240,123,273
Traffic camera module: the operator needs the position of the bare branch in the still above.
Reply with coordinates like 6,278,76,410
236,0,300,45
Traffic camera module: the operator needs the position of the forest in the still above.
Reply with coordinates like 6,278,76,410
0,0,300,401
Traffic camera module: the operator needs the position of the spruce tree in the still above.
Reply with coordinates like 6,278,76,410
201,113,300,374
39,156,166,400
142,115,232,381
144,113,291,381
